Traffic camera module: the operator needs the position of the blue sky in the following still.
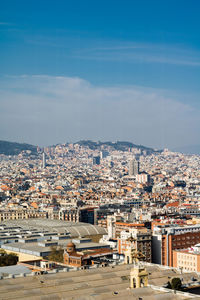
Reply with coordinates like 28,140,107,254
0,0,200,150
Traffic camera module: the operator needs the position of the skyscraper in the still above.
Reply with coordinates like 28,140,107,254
129,159,139,176
42,152,46,169
93,156,100,165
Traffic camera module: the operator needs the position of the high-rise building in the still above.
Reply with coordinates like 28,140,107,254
42,152,46,169
100,150,109,159
129,159,139,176
93,156,100,165
107,215,116,239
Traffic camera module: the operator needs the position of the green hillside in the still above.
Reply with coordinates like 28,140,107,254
0,141,37,155
76,140,160,153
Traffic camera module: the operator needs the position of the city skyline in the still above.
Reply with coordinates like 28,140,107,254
0,0,200,151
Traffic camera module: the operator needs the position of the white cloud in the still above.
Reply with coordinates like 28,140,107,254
26,36,200,67
73,42,200,67
0,75,199,148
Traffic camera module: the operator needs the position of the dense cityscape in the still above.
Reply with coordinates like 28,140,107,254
0,141,200,298
1,0,200,298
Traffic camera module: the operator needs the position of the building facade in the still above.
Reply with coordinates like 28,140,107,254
153,224,200,266
129,159,139,176
173,244,200,272
118,228,152,262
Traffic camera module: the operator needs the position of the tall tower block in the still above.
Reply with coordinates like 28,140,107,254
42,152,46,169
129,159,140,176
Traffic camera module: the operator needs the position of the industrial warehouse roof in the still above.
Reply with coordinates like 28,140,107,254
0,263,198,300
0,265,31,276
0,219,107,237
2,240,110,258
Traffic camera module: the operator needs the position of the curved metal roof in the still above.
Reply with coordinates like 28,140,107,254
1,219,107,237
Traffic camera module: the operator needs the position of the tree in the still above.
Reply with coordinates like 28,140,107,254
0,250,18,267
48,246,64,263
166,277,183,291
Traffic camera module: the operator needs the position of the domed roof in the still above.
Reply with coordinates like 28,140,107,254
67,241,75,247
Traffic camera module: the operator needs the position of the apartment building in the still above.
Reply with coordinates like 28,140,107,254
152,224,200,266
0,210,47,221
173,244,200,272
118,227,152,262
115,222,145,237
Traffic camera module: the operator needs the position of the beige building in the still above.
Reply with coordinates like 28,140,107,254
0,210,47,221
173,244,200,272
118,227,152,262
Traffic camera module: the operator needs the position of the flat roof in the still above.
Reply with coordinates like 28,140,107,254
0,263,198,300
0,265,31,276
2,239,110,257
2,242,52,256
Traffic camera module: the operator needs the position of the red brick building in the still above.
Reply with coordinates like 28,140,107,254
152,225,200,266
63,241,113,267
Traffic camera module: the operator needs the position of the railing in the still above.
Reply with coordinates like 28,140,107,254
149,284,200,298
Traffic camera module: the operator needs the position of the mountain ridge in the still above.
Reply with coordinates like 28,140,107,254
0,140,37,156
0,139,161,155
75,140,160,153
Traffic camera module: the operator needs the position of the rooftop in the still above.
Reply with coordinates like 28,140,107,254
0,219,107,237
0,263,199,299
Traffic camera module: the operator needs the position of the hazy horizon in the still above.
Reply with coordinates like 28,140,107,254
1,137,200,156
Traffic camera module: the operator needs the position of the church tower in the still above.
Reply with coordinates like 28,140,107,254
130,264,148,289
